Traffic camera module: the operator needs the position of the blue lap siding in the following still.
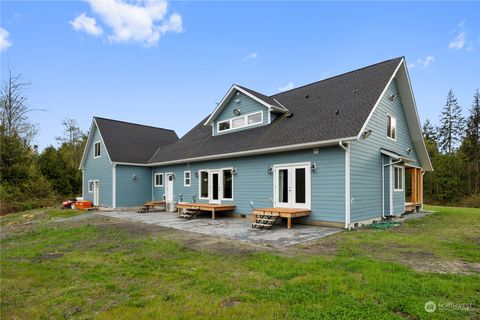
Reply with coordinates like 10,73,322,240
350,79,420,222
152,146,346,223
115,165,152,207
82,126,113,207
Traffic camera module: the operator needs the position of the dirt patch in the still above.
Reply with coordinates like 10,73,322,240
402,258,480,275
32,253,64,262
221,298,241,308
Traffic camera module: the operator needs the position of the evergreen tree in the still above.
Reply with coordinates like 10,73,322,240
461,89,480,194
438,90,465,154
422,118,437,142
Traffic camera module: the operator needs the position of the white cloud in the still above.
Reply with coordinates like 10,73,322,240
449,31,466,49
0,27,12,51
278,82,294,92
408,56,435,70
243,52,257,62
449,20,475,51
70,13,103,36
85,0,183,46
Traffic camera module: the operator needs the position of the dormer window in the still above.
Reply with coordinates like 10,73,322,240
217,111,263,133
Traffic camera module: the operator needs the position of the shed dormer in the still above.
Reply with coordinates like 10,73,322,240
204,85,288,136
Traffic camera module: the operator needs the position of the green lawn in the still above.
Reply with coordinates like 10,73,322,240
1,206,479,319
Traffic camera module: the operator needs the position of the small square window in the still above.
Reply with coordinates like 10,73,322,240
232,117,245,128
154,173,163,187
387,115,397,140
184,171,191,187
94,142,101,158
394,166,403,191
247,112,262,125
218,121,230,131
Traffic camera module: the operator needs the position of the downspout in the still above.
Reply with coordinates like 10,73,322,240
382,158,402,219
112,163,117,209
339,141,350,229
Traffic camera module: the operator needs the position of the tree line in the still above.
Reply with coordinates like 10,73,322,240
422,89,480,207
0,71,86,213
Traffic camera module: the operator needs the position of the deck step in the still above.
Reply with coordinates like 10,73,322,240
251,222,273,229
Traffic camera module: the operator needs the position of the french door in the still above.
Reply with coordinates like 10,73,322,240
209,170,221,204
274,163,311,209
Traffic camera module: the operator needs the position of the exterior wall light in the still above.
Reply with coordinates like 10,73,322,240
389,93,398,101
232,168,237,175
310,162,317,172
362,129,372,139
132,174,137,180
267,166,273,175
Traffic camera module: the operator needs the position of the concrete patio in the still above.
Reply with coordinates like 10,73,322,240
97,211,341,247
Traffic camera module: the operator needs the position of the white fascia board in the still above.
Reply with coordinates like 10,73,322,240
79,120,96,169
356,58,433,172
204,85,280,126
357,59,403,140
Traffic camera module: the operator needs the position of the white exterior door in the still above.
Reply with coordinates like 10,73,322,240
165,174,174,202
274,163,311,209
93,180,99,206
209,170,221,204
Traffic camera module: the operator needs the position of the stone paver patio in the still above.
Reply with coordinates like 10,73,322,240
97,211,341,247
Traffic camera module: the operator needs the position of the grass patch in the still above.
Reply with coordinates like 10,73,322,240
1,206,479,319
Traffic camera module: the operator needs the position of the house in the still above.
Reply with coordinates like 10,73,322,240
79,57,433,228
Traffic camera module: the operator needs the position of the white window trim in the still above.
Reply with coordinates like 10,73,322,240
221,168,234,201
88,180,94,193
216,111,263,133
94,141,101,158
198,170,209,199
386,114,397,141
272,161,311,210
394,165,404,192
154,173,164,187
184,170,191,187
197,168,234,201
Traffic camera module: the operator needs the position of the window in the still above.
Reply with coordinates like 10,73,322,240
94,141,101,158
222,169,233,199
88,180,94,193
387,115,397,140
217,111,263,133
199,171,209,199
232,117,245,128
247,112,262,125
394,166,404,191
154,173,163,187
218,121,230,132
184,171,191,187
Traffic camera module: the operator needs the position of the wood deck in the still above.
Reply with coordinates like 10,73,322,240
252,208,311,229
176,203,236,220
137,201,166,213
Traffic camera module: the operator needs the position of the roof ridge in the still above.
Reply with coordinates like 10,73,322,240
94,116,176,133
270,56,404,97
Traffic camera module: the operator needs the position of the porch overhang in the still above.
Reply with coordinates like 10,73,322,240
380,148,416,165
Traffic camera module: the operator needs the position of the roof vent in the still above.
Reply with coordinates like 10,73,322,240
304,94,310,99
352,89,359,94
286,112,294,118
334,110,340,115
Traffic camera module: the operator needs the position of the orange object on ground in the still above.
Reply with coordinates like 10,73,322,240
75,201,92,210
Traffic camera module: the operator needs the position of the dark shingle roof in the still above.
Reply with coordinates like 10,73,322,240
148,57,403,164
94,117,178,163
236,85,288,111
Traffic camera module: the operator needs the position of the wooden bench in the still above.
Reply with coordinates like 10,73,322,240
176,203,236,220
252,208,311,229
137,201,166,213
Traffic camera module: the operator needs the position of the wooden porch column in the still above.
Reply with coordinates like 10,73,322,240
411,168,417,204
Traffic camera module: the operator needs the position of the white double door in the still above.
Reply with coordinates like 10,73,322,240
274,163,311,209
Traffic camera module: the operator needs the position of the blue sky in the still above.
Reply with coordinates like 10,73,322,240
1,1,479,150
